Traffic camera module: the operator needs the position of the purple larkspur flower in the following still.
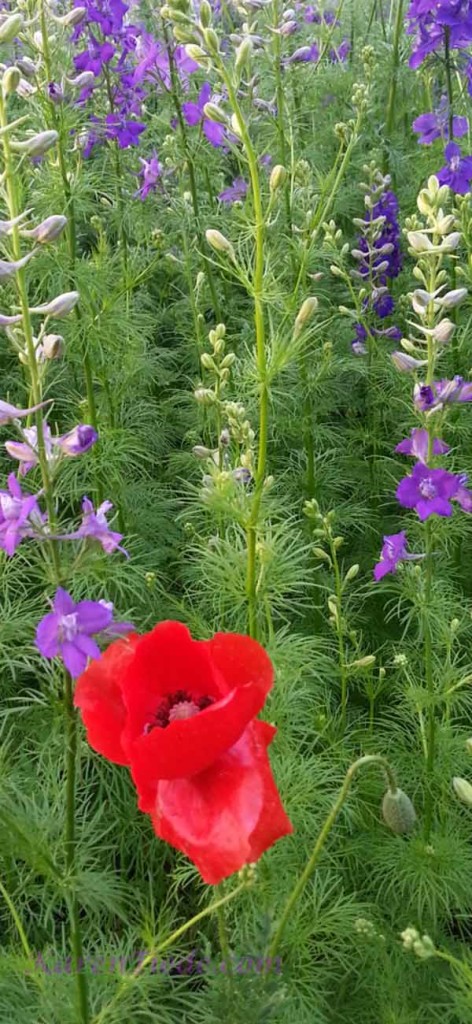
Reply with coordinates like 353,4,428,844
286,42,320,63
218,178,248,203
132,36,198,90
181,82,232,148
413,98,468,144
406,0,472,69
5,424,55,476
374,531,410,581
134,151,162,200
74,497,128,555
36,587,118,677
395,428,450,461
56,424,98,456
0,473,41,556
437,141,472,194
414,376,472,411
396,462,460,520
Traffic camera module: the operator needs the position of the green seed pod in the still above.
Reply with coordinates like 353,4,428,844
453,776,472,808
382,788,417,834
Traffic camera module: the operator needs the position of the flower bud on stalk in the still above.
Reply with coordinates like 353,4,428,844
294,296,318,337
452,776,472,807
0,251,34,280
22,215,67,244
42,333,64,360
2,66,20,97
11,130,58,157
382,788,417,834
269,164,287,192
235,37,253,69
202,102,227,125
28,291,79,318
205,229,236,262
52,7,87,27
0,13,23,43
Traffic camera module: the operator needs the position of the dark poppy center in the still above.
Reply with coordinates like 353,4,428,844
144,689,215,732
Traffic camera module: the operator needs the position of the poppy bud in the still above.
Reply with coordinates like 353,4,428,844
382,788,417,834
0,13,23,43
11,131,58,157
269,164,287,192
2,66,20,97
452,776,472,808
205,229,236,261
29,291,79,318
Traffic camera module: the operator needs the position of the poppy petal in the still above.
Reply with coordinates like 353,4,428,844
125,631,274,787
74,636,140,765
151,720,293,884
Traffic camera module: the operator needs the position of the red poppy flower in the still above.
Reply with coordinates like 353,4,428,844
74,621,293,884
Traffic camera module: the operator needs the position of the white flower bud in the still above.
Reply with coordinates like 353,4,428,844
440,287,467,309
202,102,227,125
407,231,432,253
382,788,417,834
53,7,87,27
2,66,20,97
391,351,427,372
294,296,318,336
42,333,64,359
269,164,287,192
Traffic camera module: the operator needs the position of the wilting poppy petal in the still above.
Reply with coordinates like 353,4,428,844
151,720,293,884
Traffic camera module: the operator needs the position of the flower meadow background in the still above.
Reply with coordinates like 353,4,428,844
5,0,472,1021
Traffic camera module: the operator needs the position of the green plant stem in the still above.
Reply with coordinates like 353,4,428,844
64,671,90,1024
422,292,438,841
267,755,397,960
384,0,405,172
215,62,268,639
91,881,248,1024
216,892,234,982
330,534,348,728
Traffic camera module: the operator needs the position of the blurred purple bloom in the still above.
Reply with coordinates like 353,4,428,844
414,376,472,411
407,0,472,69
413,98,468,144
396,462,460,520
74,497,127,555
134,151,162,200
36,587,117,677
132,36,198,90
5,424,55,476
395,428,450,461
218,178,248,203
437,141,472,193
0,473,41,556
287,43,320,63
374,531,410,581
57,424,98,456
182,82,230,148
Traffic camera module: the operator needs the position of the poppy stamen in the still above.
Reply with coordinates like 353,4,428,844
144,690,215,732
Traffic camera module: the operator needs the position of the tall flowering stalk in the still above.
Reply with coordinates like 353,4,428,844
374,175,470,839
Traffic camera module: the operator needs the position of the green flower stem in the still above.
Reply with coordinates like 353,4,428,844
384,0,405,172
215,60,268,639
91,880,248,1024
216,889,234,983
64,670,90,1024
267,755,397,960
328,529,349,728
39,1,100,446
0,92,61,578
